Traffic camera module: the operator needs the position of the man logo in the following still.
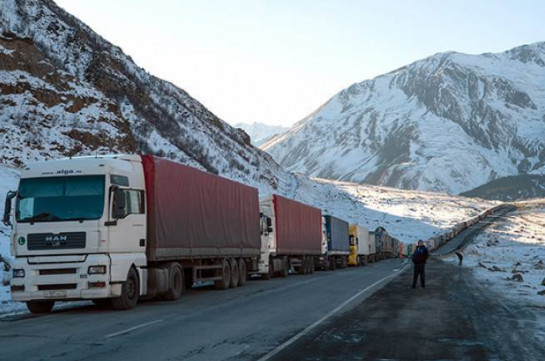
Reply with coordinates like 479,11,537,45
46,235,67,247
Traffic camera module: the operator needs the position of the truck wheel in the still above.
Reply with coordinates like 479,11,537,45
215,259,231,290
238,259,247,286
310,257,315,274
298,258,306,275
112,267,139,310
163,263,184,301
229,258,239,288
26,301,55,314
340,257,347,269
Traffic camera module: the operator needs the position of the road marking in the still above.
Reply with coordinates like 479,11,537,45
105,319,164,339
256,265,409,361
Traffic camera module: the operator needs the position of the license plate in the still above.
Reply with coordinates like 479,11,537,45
44,290,67,298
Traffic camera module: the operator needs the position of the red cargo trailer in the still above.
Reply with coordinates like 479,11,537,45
259,194,322,277
142,155,261,292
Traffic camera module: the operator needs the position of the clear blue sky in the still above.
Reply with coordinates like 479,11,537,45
55,0,545,126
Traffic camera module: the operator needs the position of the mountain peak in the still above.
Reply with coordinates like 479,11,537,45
262,42,545,194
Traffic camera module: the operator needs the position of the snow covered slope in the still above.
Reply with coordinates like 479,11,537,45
263,42,545,195
234,122,289,146
0,0,291,193
450,203,545,311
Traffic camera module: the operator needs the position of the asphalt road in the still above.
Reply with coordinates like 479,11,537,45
268,258,545,361
0,259,406,361
433,205,516,256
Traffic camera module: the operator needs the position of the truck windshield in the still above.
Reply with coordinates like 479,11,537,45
16,175,105,223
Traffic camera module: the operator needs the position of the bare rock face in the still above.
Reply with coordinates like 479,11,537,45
262,42,545,195
0,0,290,192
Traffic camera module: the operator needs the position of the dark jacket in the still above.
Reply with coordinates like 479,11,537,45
412,245,429,264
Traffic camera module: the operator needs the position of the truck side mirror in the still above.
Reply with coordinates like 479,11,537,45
3,191,16,227
112,189,126,219
266,218,272,227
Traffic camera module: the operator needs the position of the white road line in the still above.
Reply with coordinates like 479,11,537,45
105,319,164,339
256,265,409,361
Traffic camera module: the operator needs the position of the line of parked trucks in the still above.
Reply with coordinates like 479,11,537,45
2,155,501,313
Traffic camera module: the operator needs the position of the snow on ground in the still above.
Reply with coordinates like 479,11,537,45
450,205,545,310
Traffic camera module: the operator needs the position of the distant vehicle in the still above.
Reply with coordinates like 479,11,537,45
320,215,350,270
348,224,371,266
259,194,322,277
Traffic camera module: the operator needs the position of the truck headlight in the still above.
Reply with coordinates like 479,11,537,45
12,269,25,278
88,265,107,274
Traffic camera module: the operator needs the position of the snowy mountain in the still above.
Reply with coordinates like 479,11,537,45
262,42,545,195
234,122,289,146
0,0,292,193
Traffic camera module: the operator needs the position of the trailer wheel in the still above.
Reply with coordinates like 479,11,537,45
215,259,231,290
310,257,315,274
112,267,139,310
163,263,184,301
26,301,55,314
298,258,306,275
229,258,239,288
340,257,347,269
238,259,247,286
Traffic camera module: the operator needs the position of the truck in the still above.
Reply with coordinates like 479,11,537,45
348,224,370,266
258,194,322,277
4,155,262,313
320,215,350,270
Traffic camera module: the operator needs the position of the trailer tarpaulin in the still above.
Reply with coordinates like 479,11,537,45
324,215,350,253
142,155,261,261
273,195,322,255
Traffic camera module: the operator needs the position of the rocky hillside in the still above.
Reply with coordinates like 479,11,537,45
262,42,545,195
0,0,291,192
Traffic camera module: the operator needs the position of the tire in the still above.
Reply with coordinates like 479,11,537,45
26,301,54,314
229,258,239,288
340,257,347,269
214,259,231,290
111,267,139,310
238,259,247,287
163,263,183,301
310,257,315,274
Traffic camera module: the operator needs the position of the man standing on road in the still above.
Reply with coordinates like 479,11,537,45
412,240,429,288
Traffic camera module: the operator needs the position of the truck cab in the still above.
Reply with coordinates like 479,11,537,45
4,155,147,313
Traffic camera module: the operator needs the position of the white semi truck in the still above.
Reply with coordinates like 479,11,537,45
4,155,261,313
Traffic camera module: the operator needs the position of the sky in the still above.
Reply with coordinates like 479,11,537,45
54,0,545,127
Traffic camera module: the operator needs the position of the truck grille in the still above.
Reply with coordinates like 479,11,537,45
27,232,86,250
39,268,77,275
38,284,77,291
